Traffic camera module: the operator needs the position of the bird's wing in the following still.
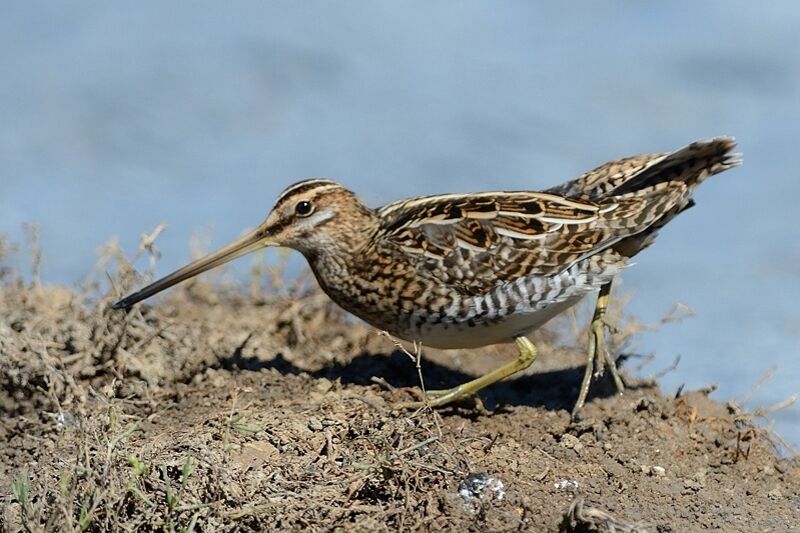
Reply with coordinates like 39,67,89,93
375,191,646,296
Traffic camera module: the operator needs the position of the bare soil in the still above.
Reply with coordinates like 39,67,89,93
1,244,798,532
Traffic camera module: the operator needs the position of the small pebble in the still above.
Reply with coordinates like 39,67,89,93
767,488,783,500
315,378,333,393
55,411,78,430
560,434,583,452
652,466,666,477
553,479,579,492
307,417,323,431
457,473,505,514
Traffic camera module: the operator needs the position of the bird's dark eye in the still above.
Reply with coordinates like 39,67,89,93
294,200,314,217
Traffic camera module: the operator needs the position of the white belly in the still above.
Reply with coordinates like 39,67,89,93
398,294,587,349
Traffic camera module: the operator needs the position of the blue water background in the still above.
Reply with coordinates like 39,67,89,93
2,2,798,445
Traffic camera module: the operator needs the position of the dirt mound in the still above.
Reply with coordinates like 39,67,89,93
0,245,798,532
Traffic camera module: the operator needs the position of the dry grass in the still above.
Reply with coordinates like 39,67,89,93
1,228,798,532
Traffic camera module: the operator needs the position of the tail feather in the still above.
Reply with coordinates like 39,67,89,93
600,138,740,258
609,137,740,197
549,137,741,201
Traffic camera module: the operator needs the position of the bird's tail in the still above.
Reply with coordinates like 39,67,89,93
550,137,741,201
607,137,740,197
598,138,741,257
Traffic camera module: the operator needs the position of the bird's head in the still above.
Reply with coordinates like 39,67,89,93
112,178,375,309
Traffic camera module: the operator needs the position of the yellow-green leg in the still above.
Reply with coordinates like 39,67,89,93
572,282,625,420
399,336,539,409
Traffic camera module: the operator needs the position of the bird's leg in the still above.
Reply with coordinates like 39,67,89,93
572,282,624,420
399,336,539,409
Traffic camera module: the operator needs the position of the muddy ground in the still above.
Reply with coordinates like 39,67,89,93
0,240,798,532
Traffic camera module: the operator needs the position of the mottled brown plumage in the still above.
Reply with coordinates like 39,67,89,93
113,137,740,417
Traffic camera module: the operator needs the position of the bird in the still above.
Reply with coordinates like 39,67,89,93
113,137,740,419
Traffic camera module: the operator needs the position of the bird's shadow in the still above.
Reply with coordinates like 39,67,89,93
217,345,627,413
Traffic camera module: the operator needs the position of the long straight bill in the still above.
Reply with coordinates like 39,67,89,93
112,228,269,309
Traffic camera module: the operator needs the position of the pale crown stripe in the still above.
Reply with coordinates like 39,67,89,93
274,179,341,206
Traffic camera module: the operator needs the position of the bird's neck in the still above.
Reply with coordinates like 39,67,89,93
302,208,379,277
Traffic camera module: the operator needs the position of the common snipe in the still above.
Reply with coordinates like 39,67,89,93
114,137,740,418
